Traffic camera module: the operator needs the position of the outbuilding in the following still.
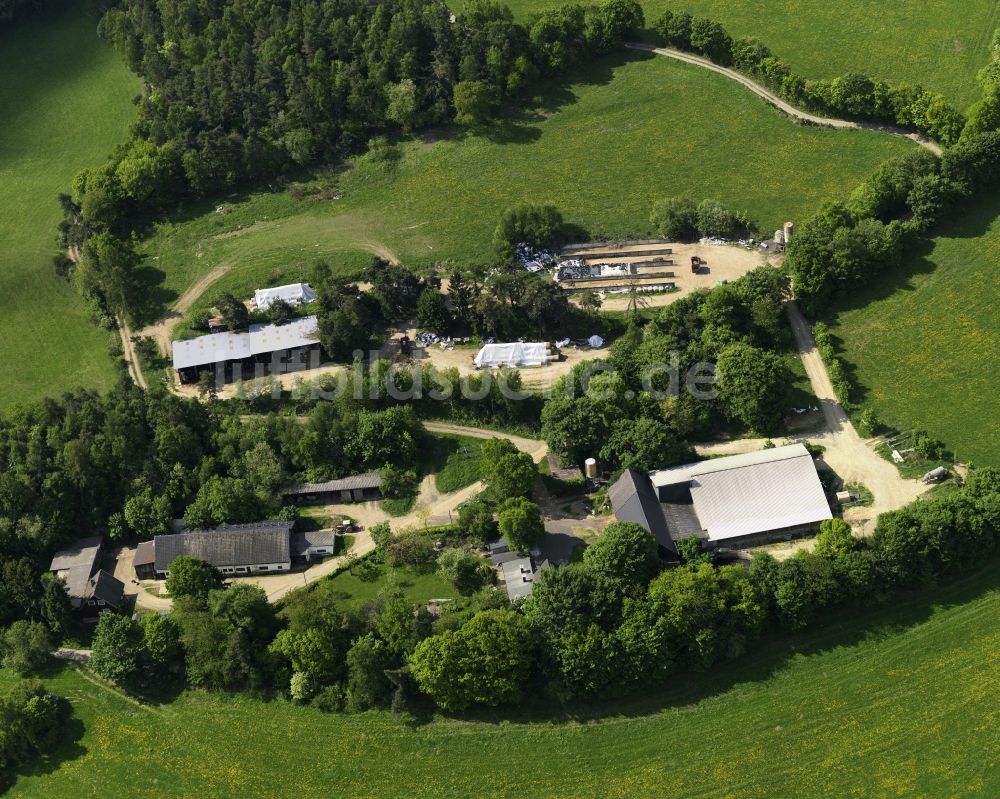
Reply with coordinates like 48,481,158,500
282,472,384,505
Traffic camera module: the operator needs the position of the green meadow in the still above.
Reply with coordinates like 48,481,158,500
138,50,914,324
831,193,1000,467
5,565,1000,798
499,0,999,107
0,6,136,408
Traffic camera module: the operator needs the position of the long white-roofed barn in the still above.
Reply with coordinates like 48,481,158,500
172,316,321,384
610,444,833,551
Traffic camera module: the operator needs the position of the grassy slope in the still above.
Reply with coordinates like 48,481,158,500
0,6,136,408
6,566,1000,797
831,193,1000,467
139,51,913,324
499,0,999,106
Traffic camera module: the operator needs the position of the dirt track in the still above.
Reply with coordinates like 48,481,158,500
628,44,943,156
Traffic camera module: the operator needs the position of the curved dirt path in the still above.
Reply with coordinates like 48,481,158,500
628,44,943,156
118,317,148,390
140,263,234,358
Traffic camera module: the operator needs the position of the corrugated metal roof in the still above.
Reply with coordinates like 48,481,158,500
172,316,319,370
650,444,815,487
247,316,319,357
172,331,252,370
650,445,832,542
283,472,382,496
154,520,293,571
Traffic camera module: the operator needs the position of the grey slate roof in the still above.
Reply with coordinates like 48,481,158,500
154,520,294,571
291,531,336,557
49,536,104,607
88,570,125,607
609,469,678,556
283,472,383,497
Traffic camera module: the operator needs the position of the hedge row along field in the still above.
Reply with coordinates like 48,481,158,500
5,566,1000,797
499,0,1000,106
0,5,135,408
138,51,914,325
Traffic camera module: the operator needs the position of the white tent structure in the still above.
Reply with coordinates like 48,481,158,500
474,342,550,369
253,283,316,311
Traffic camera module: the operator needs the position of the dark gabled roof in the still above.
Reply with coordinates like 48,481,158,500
291,531,336,557
49,536,104,606
154,520,293,571
88,570,125,607
49,535,102,572
609,469,678,556
282,472,383,497
133,540,156,568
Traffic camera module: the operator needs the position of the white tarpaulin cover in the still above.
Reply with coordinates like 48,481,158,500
588,335,604,348
254,283,316,311
474,342,548,368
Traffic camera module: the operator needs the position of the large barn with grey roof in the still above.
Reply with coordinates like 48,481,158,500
610,444,833,551
133,519,340,579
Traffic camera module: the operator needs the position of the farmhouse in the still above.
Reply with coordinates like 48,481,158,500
490,540,550,601
611,444,833,551
48,536,125,615
172,315,320,384
474,342,554,369
282,472,384,505
252,282,316,311
139,520,296,578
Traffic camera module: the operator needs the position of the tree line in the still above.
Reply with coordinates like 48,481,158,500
787,131,1000,316
783,26,1000,316
652,8,965,144
81,467,1000,714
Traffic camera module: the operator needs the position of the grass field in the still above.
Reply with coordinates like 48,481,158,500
499,0,999,107
429,434,485,493
318,559,461,609
0,6,136,408
137,50,914,325
5,565,1000,797
831,193,1000,467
